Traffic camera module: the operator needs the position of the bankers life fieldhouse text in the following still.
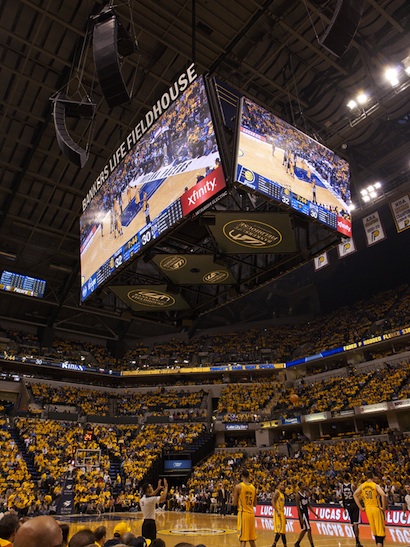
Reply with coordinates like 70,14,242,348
82,63,199,213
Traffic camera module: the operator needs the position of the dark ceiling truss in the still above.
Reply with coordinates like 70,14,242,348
0,0,409,340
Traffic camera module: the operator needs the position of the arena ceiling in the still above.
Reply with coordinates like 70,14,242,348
0,0,409,343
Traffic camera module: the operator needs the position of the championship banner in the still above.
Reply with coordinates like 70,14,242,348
390,194,410,232
314,252,329,271
337,237,356,259
362,211,386,246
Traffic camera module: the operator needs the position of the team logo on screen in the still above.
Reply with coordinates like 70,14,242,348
244,169,255,183
203,270,229,283
160,256,187,271
222,219,283,248
127,289,175,308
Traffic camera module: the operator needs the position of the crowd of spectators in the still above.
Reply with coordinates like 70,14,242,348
5,419,207,514
28,384,208,419
116,388,206,416
215,359,410,422
1,283,409,376
217,380,281,420
2,430,410,518
23,355,410,425
18,359,410,427
30,384,111,416
0,362,409,521
0,284,409,525
185,435,410,511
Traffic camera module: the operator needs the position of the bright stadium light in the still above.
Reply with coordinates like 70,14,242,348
347,99,357,110
385,66,400,87
356,92,368,104
360,182,383,203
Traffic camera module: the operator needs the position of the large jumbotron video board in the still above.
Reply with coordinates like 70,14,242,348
233,96,352,238
80,66,226,301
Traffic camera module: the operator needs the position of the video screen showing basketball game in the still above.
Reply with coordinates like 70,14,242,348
234,97,352,237
80,74,226,301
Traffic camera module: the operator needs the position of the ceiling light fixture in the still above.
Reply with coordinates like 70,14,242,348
360,182,383,203
385,66,400,87
0,251,17,261
356,92,368,104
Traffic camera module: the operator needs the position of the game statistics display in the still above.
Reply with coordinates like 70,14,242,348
0,270,46,298
80,68,226,302
234,97,352,237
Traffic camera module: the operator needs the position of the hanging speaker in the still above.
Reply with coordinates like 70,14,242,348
52,92,95,168
319,0,365,57
92,7,137,108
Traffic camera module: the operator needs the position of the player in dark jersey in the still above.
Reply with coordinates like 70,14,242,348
340,473,362,547
294,482,318,547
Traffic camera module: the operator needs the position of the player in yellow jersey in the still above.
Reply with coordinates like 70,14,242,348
233,469,257,547
354,471,387,547
272,481,287,547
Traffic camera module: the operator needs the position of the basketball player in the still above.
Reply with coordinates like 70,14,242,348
354,471,387,547
142,191,150,225
311,180,317,204
340,473,362,547
233,468,257,547
272,481,287,547
140,478,168,541
113,198,123,238
294,482,318,547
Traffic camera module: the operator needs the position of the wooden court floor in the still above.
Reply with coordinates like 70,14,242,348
54,511,410,546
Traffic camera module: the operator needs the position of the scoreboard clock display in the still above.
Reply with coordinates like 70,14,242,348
0,270,46,298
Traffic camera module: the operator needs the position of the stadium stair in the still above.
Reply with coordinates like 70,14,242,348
106,452,123,494
8,425,40,482
185,432,215,467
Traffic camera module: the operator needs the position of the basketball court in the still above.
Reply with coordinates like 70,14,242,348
54,511,410,546
80,156,219,283
237,132,348,214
